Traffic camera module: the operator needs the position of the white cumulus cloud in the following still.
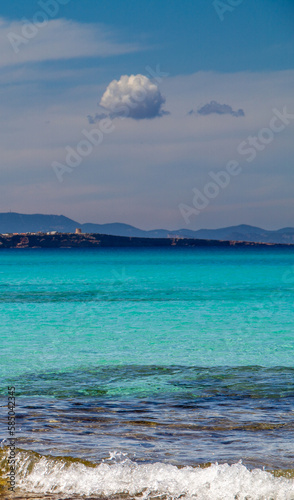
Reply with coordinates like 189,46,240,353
97,74,168,120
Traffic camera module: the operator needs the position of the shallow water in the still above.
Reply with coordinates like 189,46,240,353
1,248,294,498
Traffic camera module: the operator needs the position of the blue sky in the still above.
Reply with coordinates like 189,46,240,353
0,0,294,229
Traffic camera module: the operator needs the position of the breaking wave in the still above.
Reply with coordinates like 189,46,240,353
1,449,294,500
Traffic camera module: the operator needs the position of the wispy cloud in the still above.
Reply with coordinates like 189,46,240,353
0,17,141,68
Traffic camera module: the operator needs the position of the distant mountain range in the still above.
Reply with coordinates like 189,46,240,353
1,212,294,244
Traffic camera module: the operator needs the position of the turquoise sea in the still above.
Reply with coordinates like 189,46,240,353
1,247,294,499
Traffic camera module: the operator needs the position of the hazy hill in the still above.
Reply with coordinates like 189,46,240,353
0,213,294,244
175,225,294,244
0,213,77,234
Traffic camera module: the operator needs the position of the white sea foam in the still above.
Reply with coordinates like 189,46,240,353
14,451,294,500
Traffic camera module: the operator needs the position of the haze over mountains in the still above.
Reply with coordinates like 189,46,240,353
1,212,294,244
